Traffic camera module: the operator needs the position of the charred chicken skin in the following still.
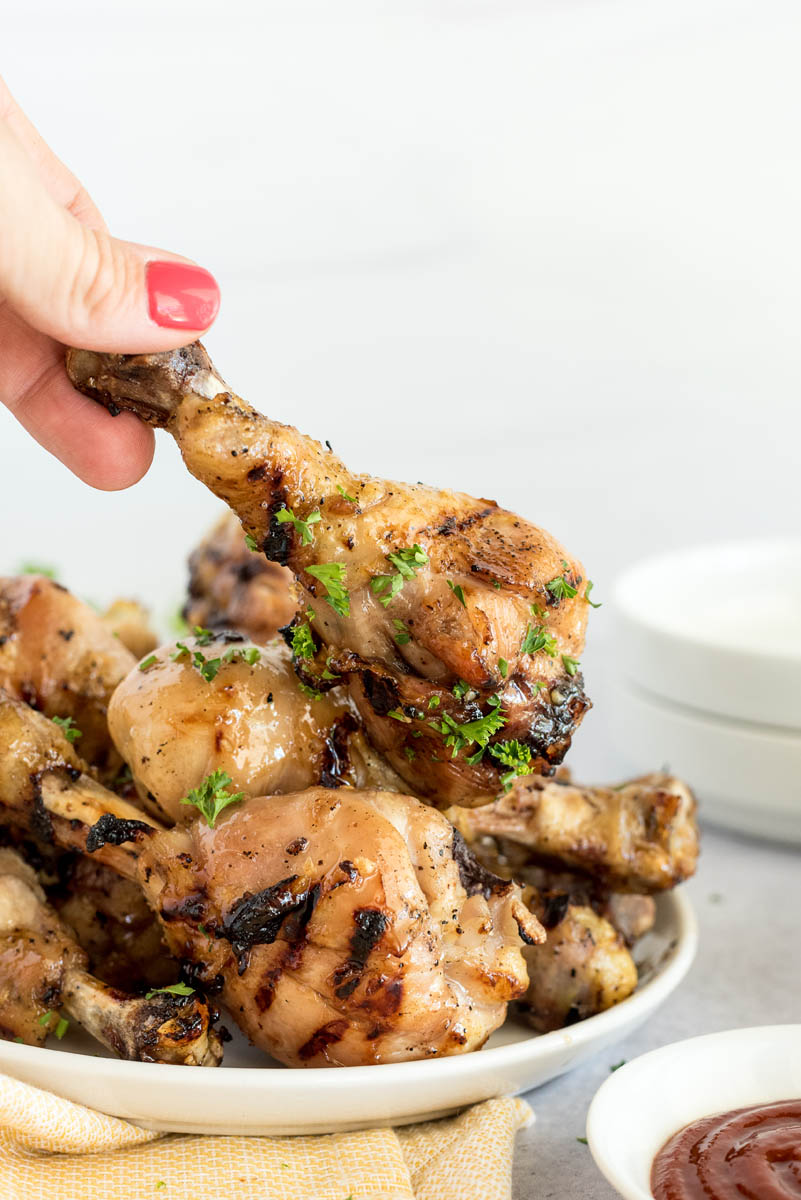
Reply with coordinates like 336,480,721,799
0,849,222,1064
66,344,592,806
0,690,543,1067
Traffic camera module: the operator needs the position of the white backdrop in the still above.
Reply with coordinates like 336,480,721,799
3,0,800,777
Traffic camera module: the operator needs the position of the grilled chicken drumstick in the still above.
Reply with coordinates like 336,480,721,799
66,344,592,806
0,574,135,774
0,849,222,1064
448,772,699,893
0,689,543,1067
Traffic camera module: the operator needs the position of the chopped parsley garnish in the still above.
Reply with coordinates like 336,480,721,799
546,562,578,601
298,681,323,701
585,580,602,608
561,654,580,676
20,562,56,578
492,580,501,590
291,621,316,660
452,679,471,699
437,697,506,761
275,505,321,546
392,618,411,645
306,562,350,617
192,626,215,646
55,1016,69,1040
520,624,557,657
387,708,410,722
172,639,259,681
530,603,547,621
172,642,222,683
244,533,259,552
498,658,508,678
51,715,82,744
577,1137,588,1145
321,656,339,680
37,1010,54,1026
336,485,357,504
447,580,466,607
180,770,244,827
139,654,158,672
428,695,440,709
145,982,196,1000
224,646,261,667
404,746,416,761
370,544,429,608
610,1059,626,1072
488,739,533,790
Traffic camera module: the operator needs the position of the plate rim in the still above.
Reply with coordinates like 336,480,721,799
0,889,697,1090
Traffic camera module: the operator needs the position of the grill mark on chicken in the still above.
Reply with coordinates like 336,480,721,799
298,1019,349,1061
451,829,512,899
319,713,360,789
332,907,389,999
160,891,207,924
361,669,402,716
85,813,152,853
221,876,320,973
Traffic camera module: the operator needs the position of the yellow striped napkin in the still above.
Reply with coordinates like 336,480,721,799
0,1073,532,1200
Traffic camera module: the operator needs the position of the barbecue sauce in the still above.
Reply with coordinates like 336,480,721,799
651,1099,801,1198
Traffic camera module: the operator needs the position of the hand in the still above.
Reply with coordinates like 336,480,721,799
0,78,220,489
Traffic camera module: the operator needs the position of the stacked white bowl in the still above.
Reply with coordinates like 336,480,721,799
609,540,801,844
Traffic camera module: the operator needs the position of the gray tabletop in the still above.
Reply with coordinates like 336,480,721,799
511,822,801,1198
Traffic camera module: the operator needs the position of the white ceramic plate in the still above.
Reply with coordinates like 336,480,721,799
608,675,801,843
586,1024,801,1200
0,891,695,1135
613,539,801,730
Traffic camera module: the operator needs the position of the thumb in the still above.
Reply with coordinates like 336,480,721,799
0,122,219,353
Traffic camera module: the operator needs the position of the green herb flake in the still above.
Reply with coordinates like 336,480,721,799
447,580,466,607
577,1137,588,1145
392,618,411,645
37,1010,54,1026
291,621,316,660
145,982,196,1000
370,545,428,608
561,654,580,677
180,770,244,828
492,580,501,590
336,485,357,504
298,681,323,701
20,562,56,578
244,533,259,552
498,658,508,678
306,562,350,617
610,1060,626,1072
488,739,533,790
55,1016,69,1040
51,715,82,744
520,625,557,657
437,697,506,760
387,708,410,723
427,695,441,709
276,505,322,546
585,580,602,608
546,563,578,601
404,746,416,761
139,654,158,673
193,626,215,646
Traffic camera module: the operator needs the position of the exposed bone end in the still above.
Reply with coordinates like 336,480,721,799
66,343,223,428
62,971,223,1067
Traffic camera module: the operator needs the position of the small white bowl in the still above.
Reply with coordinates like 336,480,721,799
608,676,801,843
587,1025,801,1200
613,540,801,730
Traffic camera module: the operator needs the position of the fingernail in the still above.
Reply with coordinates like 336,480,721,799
146,261,220,330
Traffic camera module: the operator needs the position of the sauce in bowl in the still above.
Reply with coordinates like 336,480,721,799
651,1099,801,1198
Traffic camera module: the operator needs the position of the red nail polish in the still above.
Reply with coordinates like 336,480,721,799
146,261,220,330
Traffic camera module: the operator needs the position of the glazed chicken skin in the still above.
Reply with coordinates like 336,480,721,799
0,849,222,1064
448,772,699,893
184,511,297,642
0,690,543,1067
66,344,593,806
0,574,135,772
108,631,407,824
